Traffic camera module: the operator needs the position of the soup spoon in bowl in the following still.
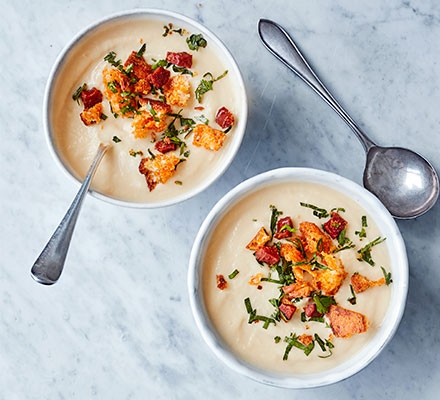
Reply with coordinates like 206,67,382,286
258,19,439,219
31,143,109,285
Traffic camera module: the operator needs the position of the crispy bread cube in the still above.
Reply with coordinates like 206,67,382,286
163,75,191,106
132,99,171,139
299,222,336,254
102,68,135,117
312,253,347,296
351,273,385,294
280,242,305,263
192,124,226,151
282,281,314,299
80,102,103,126
327,304,369,338
298,334,313,347
248,273,263,285
138,153,180,191
246,227,271,250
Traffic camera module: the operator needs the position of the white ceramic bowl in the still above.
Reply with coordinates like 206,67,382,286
43,9,247,208
188,167,408,388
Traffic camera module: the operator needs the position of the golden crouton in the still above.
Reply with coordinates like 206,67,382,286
282,281,314,299
327,304,369,338
138,153,180,191
163,75,191,106
192,124,227,151
351,273,385,294
248,273,263,285
80,102,103,126
280,242,305,263
134,78,151,95
312,253,347,296
102,68,135,117
246,227,271,250
297,334,313,347
132,99,172,139
299,222,336,254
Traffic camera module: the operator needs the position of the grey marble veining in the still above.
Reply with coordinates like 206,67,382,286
1,0,439,399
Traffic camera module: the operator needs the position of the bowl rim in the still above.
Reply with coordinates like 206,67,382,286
43,8,248,209
187,167,409,388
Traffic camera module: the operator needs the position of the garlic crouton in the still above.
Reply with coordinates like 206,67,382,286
192,124,227,151
297,334,314,347
312,253,347,296
327,304,368,338
80,103,103,126
246,227,271,250
138,153,180,191
132,99,171,139
299,222,336,254
280,242,305,263
102,68,134,116
163,75,191,106
351,273,385,294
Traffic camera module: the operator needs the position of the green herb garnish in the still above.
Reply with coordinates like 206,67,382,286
347,284,357,305
147,149,156,159
280,224,296,233
112,136,121,143
136,43,146,58
274,336,281,344
283,333,315,360
186,33,207,51
315,334,334,358
357,237,386,266
146,101,160,122
175,180,183,186
195,70,228,103
381,267,392,285
300,202,329,219
100,113,108,120
313,294,336,314
72,83,87,104
129,150,143,157
269,205,283,237
163,23,184,37
244,297,276,329
228,269,239,279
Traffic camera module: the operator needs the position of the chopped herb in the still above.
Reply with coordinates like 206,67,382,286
112,136,121,143
147,149,156,159
315,334,333,358
107,81,118,93
317,238,324,253
347,284,357,305
146,101,160,122
301,311,307,322
175,180,183,186
136,43,146,58
280,224,296,233
129,150,143,157
195,70,228,103
338,228,347,246
72,83,87,104
125,63,134,74
313,294,336,314
381,267,393,285
274,336,281,344
163,23,184,37
357,237,386,266
314,334,326,352
244,297,276,329
355,216,368,239
330,207,346,214
228,269,239,279
362,215,368,227
100,113,108,120
104,51,137,83
186,33,207,51
151,59,170,70
269,205,283,237
300,202,329,219
195,114,209,125
283,333,315,360
223,125,232,134
171,64,193,76
291,238,306,258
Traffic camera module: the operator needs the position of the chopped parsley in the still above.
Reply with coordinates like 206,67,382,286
195,114,209,125
347,284,357,305
100,113,108,120
313,293,336,314
333,227,355,253
147,149,156,159
244,297,276,329
357,237,386,266
280,224,296,233
186,33,207,51
355,215,368,238
174,180,183,186
163,23,184,37
72,83,87,104
381,267,393,285
136,43,146,58
315,334,334,358
269,205,283,237
129,150,143,157
228,269,239,279
274,336,281,344
283,333,315,360
112,136,121,143
299,202,329,219
151,59,193,76
195,70,228,103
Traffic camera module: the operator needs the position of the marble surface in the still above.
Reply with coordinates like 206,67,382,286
1,0,439,398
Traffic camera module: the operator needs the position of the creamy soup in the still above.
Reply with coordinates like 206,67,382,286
202,182,392,374
52,17,243,203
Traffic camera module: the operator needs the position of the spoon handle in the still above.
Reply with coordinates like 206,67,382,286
258,19,376,152
31,143,108,285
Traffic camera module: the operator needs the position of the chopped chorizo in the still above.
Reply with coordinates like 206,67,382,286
124,51,152,80
216,274,227,290
215,107,235,129
148,66,170,88
298,334,313,347
274,216,294,239
327,304,369,338
192,124,227,151
299,222,336,254
138,153,180,191
282,281,314,299
80,88,102,109
163,75,191,106
155,138,177,154
279,303,296,321
246,227,271,250
351,273,385,294
80,102,103,126
166,51,193,68
304,303,323,318
255,246,280,265
323,213,348,239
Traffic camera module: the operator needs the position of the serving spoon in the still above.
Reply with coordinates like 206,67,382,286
31,143,109,285
258,19,439,219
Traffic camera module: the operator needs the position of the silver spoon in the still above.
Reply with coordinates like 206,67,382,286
31,143,109,285
258,19,439,219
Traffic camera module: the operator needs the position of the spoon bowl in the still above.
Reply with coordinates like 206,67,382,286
364,146,439,219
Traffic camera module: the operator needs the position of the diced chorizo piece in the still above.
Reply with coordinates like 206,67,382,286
216,274,227,290
282,281,314,299
80,102,103,126
148,66,170,88
274,216,294,239
351,273,385,294
327,304,369,338
132,99,172,139
280,242,304,263
138,153,180,191
248,273,263,285
255,246,280,265
246,227,271,250
80,88,103,109
192,124,227,151
313,253,347,296
299,222,336,254
155,138,177,154
298,334,313,347
124,51,152,79
134,78,151,95
215,107,235,129
323,213,348,239
163,75,191,106
304,303,323,318
166,51,193,68
279,303,296,321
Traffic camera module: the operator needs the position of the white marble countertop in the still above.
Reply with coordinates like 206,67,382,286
1,0,440,398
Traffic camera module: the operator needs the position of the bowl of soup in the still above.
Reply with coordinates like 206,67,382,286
188,167,408,388
44,9,247,208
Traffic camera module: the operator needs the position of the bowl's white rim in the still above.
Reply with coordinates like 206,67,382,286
188,167,408,388
43,8,248,209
